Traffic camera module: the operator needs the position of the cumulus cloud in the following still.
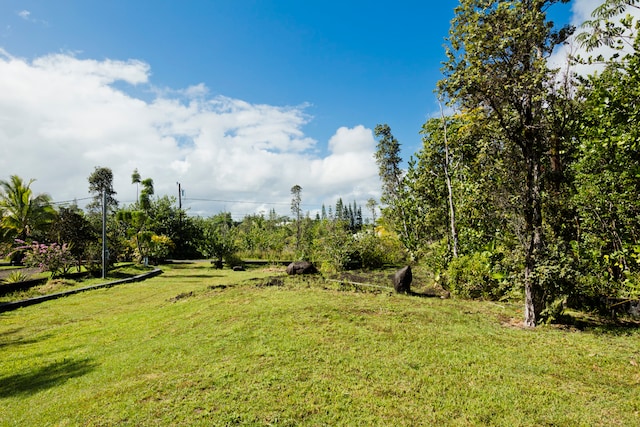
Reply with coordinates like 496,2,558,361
0,51,380,218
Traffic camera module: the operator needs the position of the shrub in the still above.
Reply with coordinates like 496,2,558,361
5,271,29,283
445,251,507,300
313,224,353,272
83,242,105,277
16,240,74,278
353,231,407,269
150,234,174,263
417,239,451,281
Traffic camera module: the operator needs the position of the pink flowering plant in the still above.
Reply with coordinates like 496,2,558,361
14,240,75,278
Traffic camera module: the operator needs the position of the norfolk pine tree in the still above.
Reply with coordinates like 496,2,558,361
374,124,418,253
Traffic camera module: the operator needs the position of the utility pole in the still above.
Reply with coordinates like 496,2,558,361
176,182,182,257
102,189,107,279
177,182,182,211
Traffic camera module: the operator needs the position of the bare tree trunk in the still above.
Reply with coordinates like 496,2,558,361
523,151,544,327
440,102,459,258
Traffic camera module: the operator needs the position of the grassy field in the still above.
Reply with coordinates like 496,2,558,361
0,262,639,426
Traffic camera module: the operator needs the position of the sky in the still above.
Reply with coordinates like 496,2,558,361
0,0,604,219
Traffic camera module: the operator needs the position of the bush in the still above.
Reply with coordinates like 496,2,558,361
418,239,451,284
83,242,105,277
445,251,507,300
223,252,244,269
17,241,74,278
5,271,29,283
313,224,353,272
353,231,407,269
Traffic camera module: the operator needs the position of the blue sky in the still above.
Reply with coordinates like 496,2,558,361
0,1,582,219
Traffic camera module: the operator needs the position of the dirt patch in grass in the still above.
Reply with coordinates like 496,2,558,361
35,279,76,295
168,291,194,302
249,276,285,287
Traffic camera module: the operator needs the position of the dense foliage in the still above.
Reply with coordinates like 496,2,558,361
374,0,640,325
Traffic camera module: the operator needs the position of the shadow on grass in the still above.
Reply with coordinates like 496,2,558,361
170,274,225,279
0,358,97,397
553,312,640,335
105,270,154,279
0,328,54,349
407,290,441,298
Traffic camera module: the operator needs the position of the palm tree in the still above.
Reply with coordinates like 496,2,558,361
139,178,154,212
0,175,56,242
131,168,141,204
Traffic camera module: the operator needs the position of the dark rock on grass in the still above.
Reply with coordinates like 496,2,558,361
286,261,317,275
393,265,412,293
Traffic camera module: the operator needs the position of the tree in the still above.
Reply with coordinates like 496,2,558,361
145,195,199,259
49,205,98,270
335,198,344,222
87,166,118,212
407,116,460,256
366,198,378,226
131,168,141,202
197,213,238,268
290,185,303,253
0,175,56,243
571,0,640,298
374,124,415,252
139,178,154,212
438,103,459,258
116,209,149,263
374,124,403,203
576,0,640,65
439,0,573,327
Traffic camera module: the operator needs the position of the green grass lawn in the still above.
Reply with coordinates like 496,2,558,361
1,262,639,426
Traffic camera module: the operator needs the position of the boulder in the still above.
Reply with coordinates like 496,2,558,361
286,261,317,275
393,265,412,293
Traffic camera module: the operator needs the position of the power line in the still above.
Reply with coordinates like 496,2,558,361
184,197,314,207
50,197,93,205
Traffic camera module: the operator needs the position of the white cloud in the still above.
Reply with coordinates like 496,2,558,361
328,125,374,155
550,0,640,76
0,51,381,219
15,9,47,26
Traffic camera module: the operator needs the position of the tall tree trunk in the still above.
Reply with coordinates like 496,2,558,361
523,150,544,327
440,102,459,258
445,169,458,258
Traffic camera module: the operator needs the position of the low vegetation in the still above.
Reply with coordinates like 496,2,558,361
0,264,153,303
1,262,638,426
